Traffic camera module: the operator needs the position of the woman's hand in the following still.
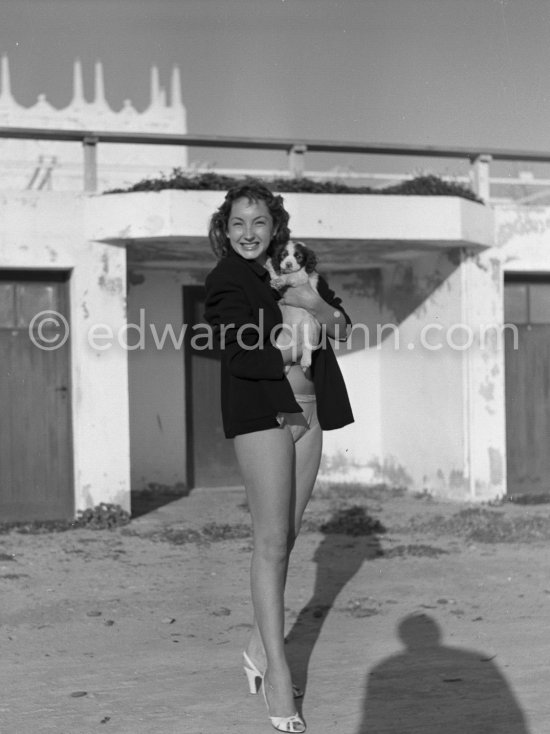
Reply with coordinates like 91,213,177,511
278,282,321,310
279,283,350,341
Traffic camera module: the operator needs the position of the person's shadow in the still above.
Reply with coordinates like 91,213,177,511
285,505,385,694
356,613,530,734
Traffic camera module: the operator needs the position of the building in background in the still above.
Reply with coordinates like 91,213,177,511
0,57,549,521
0,55,187,192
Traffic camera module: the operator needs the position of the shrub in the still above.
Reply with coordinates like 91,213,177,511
105,170,483,203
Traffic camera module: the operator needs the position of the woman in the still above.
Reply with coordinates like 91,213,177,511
204,180,353,732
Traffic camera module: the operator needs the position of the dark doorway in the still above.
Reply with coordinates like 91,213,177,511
183,285,241,488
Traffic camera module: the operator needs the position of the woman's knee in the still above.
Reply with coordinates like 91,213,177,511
253,530,291,563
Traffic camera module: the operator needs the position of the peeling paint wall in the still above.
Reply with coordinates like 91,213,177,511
355,248,506,500
318,269,383,484
377,251,469,497
317,253,505,499
0,189,508,512
495,205,550,271
459,249,506,500
88,190,496,500
0,192,131,513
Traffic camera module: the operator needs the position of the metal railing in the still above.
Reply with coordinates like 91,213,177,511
3,126,550,200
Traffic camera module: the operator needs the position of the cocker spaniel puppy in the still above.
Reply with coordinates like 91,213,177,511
266,241,321,372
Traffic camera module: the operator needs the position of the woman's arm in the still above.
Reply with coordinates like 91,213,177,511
278,275,351,341
205,269,287,379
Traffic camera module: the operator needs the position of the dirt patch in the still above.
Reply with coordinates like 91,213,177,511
124,521,253,545
380,544,450,559
0,503,130,534
405,506,550,543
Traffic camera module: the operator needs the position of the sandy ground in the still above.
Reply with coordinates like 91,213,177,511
1,484,550,734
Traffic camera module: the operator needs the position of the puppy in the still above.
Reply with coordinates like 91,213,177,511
266,241,321,372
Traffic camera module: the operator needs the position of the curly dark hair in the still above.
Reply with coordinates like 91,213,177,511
208,179,291,258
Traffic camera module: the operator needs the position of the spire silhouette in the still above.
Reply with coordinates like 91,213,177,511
94,60,107,107
0,54,14,104
150,65,160,106
72,58,85,104
170,66,182,109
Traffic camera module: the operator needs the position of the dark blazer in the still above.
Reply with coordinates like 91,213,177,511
204,250,354,438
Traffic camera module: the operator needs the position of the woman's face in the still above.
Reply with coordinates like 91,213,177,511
226,197,274,264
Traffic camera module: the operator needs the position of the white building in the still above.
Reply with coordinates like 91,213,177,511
0,55,187,192
0,60,548,521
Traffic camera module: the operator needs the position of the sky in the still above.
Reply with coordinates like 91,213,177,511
0,0,549,176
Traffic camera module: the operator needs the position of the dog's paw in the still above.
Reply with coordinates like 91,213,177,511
270,276,285,290
299,351,312,371
285,270,310,287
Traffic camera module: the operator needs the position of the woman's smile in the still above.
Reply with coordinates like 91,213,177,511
226,197,274,264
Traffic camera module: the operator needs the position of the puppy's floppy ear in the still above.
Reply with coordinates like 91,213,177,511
303,246,317,273
270,242,285,272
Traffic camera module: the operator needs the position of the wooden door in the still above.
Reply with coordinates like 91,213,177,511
183,286,242,488
0,271,73,521
504,275,550,498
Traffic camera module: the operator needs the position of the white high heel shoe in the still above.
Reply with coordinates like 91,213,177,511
243,651,263,695
242,651,303,698
261,678,306,733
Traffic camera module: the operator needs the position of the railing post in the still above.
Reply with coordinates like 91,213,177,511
471,154,492,201
288,144,307,178
83,135,98,193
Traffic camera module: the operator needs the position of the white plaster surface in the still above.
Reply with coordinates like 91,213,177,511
0,191,131,512
495,204,550,271
1,190,513,512
88,190,494,248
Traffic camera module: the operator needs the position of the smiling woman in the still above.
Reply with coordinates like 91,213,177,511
226,198,274,264
204,179,353,732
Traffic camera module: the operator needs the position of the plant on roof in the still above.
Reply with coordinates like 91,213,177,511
105,170,483,203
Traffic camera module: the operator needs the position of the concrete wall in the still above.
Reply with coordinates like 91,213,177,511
317,269,382,482
91,189,495,499
89,190,494,252
0,189,498,511
108,201,550,502
320,251,506,500
86,199,550,509
0,191,130,512
495,204,550,272
377,250,505,499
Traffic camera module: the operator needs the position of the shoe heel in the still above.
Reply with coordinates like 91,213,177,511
261,679,306,733
244,665,261,694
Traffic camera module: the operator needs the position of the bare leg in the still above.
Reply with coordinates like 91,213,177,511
291,410,323,536
234,426,296,717
245,409,323,673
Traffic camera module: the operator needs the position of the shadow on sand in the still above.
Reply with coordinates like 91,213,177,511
355,613,530,734
285,525,384,694
284,516,529,733
130,484,190,519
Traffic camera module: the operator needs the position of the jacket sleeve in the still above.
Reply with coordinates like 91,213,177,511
204,269,286,380
317,274,352,340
